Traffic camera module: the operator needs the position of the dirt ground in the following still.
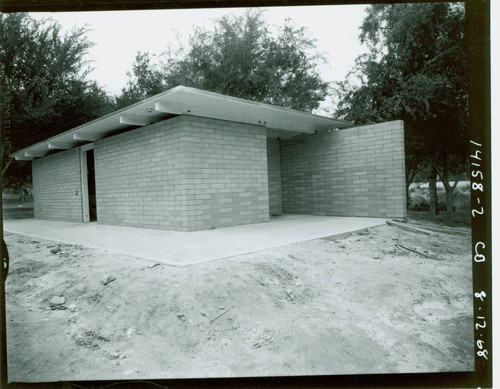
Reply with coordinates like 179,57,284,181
4,218,474,383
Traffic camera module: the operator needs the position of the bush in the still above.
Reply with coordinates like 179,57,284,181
408,186,429,211
410,198,429,211
408,181,470,213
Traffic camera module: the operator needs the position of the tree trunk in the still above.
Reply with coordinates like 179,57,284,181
406,166,413,210
444,186,455,226
428,165,438,218
437,151,460,226
406,183,410,209
406,166,418,210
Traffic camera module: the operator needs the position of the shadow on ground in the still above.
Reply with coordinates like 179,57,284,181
2,199,34,220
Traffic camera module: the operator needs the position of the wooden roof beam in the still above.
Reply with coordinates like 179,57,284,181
154,100,186,115
25,150,46,158
48,142,74,150
119,114,151,127
15,155,34,161
73,132,101,142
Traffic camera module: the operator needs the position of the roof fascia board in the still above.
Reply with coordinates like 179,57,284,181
180,86,353,127
13,86,185,159
13,85,353,159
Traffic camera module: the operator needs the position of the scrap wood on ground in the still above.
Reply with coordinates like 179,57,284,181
389,218,471,236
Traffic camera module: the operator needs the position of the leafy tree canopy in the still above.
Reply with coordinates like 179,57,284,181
0,13,114,187
116,10,329,112
115,51,167,108
336,3,466,129
333,3,467,224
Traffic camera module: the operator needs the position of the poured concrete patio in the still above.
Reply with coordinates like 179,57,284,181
3,215,386,266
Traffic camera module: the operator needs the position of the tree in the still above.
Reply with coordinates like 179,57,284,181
115,52,166,109
117,10,328,112
333,3,467,225
0,13,114,188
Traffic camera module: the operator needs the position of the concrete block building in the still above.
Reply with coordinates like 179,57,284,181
15,86,407,231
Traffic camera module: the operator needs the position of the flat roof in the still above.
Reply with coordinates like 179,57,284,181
14,85,353,161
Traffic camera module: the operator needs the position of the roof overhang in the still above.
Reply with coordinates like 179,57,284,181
14,85,353,161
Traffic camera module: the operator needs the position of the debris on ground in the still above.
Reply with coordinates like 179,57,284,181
50,247,62,254
395,243,442,260
210,307,233,324
49,296,66,310
73,329,109,350
87,293,102,304
4,221,473,382
405,222,471,236
108,351,120,360
386,220,438,236
101,274,116,285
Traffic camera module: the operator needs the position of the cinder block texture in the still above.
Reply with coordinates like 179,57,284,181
94,115,269,231
266,137,283,216
32,148,83,222
179,116,269,231
94,116,189,230
280,120,407,218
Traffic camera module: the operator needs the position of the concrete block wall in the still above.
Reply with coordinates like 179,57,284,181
32,148,83,222
94,115,269,231
180,116,269,231
94,116,190,230
280,120,406,218
266,137,283,216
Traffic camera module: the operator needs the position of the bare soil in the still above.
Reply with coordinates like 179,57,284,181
4,220,474,382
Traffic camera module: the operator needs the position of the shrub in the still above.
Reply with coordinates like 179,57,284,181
410,197,430,211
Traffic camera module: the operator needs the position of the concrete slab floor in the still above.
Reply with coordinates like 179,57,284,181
3,215,387,266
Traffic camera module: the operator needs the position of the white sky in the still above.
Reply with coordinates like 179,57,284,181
30,5,369,113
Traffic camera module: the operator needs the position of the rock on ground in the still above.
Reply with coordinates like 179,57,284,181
50,247,62,254
49,296,66,310
102,274,116,285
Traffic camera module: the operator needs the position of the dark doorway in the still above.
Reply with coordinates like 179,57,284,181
86,149,97,221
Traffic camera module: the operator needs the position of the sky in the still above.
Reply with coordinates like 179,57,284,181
30,5,370,113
